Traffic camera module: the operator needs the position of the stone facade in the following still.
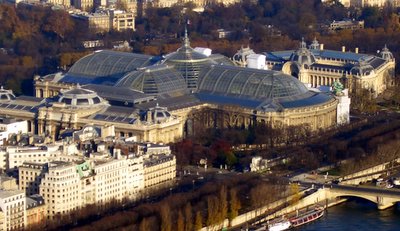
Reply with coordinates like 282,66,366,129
263,40,395,97
0,190,26,230
19,163,48,196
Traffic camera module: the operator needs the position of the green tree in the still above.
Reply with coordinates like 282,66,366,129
206,196,218,226
184,203,192,231
177,210,184,231
290,183,300,205
351,87,377,113
360,6,383,28
218,185,228,223
139,217,150,231
194,211,203,230
228,188,241,221
160,204,172,231
42,9,74,40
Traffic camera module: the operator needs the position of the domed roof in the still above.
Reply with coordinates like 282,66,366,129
196,65,334,111
379,45,394,61
115,65,188,97
290,38,316,66
0,86,16,102
57,85,108,108
161,28,217,89
197,65,310,101
350,59,374,76
148,103,171,123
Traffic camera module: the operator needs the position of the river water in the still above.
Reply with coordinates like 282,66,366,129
298,199,400,231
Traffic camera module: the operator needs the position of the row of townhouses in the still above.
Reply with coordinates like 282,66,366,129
0,121,176,229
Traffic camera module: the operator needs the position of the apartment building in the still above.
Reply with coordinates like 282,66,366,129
72,13,111,33
0,190,26,230
39,161,81,219
19,163,48,196
0,117,28,146
73,0,94,11
26,195,46,228
143,154,176,189
12,140,175,219
329,20,364,31
71,10,135,33
1,145,60,170
112,11,135,31
92,158,127,204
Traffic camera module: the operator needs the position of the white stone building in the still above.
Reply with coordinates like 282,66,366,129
0,190,26,230
28,142,176,219
19,162,48,196
2,145,60,170
262,39,395,97
0,116,28,146
143,154,176,189
39,161,81,219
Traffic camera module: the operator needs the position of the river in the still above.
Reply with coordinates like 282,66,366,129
298,199,400,231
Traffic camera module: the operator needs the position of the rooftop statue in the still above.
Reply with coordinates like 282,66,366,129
332,80,344,96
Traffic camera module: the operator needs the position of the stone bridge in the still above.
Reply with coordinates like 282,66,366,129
327,185,400,210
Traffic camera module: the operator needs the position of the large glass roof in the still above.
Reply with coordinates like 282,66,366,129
161,31,217,89
65,50,155,85
114,64,188,97
197,65,309,100
195,65,334,110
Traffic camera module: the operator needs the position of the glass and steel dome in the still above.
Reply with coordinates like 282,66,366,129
350,59,375,76
162,29,217,89
0,86,16,102
290,38,316,66
379,45,394,61
115,64,188,97
63,50,155,85
196,65,333,111
57,85,108,108
197,65,310,101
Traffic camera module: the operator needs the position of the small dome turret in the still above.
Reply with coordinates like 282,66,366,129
57,85,108,109
0,86,16,102
350,59,374,76
290,38,316,67
379,45,394,61
147,103,171,123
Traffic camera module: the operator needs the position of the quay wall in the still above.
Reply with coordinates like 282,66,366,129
200,188,347,231
341,158,400,184
199,190,308,231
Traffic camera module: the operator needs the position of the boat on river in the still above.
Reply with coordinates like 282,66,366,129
267,219,291,231
252,218,291,231
289,207,325,227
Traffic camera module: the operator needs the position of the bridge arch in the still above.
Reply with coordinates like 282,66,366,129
330,191,400,210
335,194,379,205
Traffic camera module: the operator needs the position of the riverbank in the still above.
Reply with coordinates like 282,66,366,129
300,199,400,230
